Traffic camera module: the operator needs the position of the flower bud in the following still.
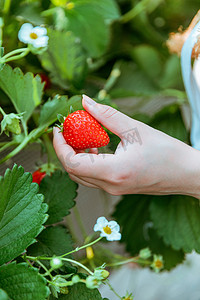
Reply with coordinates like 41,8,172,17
139,248,151,259
71,275,80,284
1,113,22,136
85,275,101,289
50,257,63,269
94,269,109,280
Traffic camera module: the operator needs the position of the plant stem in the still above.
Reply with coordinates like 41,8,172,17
105,280,122,300
36,260,53,280
2,48,30,63
0,125,46,164
0,18,4,49
25,255,93,275
0,141,18,153
3,0,11,14
60,236,103,258
0,106,6,116
2,48,28,60
73,205,88,239
65,214,80,244
107,257,152,267
121,0,150,23
61,258,93,275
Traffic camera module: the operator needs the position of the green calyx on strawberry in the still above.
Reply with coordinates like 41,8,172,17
57,109,110,150
32,163,56,185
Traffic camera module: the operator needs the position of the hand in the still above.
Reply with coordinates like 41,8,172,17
53,95,200,198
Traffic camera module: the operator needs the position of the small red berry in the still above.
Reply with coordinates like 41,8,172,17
62,110,110,150
32,169,46,185
39,73,51,90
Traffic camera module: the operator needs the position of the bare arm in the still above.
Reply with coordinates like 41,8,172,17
53,95,200,199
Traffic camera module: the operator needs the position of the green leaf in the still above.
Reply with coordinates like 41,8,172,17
130,45,162,82
39,95,68,127
27,226,76,272
113,194,151,253
14,2,44,25
0,289,9,300
73,0,120,22
113,194,185,270
39,29,87,90
64,3,109,58
148,228,185,271
110,61,159,98
149,105,188,142
150,195,200,253
0,164,48,265
39,171,77,225
50,282,103,299
0,262,49,300
0,64,44,123
158,55,183,89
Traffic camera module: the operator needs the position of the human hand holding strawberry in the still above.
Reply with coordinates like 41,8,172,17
53,95,200,199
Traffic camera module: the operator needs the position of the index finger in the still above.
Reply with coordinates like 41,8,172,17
53,127,114,179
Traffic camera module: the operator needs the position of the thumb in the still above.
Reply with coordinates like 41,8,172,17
82,95,137,139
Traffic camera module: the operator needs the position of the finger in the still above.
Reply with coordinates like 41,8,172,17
89,148,98,154
82,94,138,140
67,152,115,179
53,127,77,170
69,174,100,189
76,149,86,154
53,127,114,179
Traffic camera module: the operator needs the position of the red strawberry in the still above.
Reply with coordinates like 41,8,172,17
32,169,46,185
62,110,110,150
39,73,51,90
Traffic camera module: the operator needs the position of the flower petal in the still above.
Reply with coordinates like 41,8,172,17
18,23,33,43
32,36,49,48
108,221,120,232
32,26,47,37
106,232,121,241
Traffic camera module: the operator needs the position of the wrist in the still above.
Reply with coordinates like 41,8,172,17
176,142,200,199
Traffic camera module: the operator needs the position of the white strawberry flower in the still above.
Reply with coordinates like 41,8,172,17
18,23,49,48
94,216,121,241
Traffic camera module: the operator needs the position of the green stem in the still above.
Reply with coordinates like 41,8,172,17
61,258,93,275
0,140,18,153
0,18,4,49
3,0,11,14
2,48,30,63
36,260,53,280
24,258,34,269
105,280,122,300
107,257,151,267
0,106,6,116
2,48,28,60
0,125,46,164
42,133,60,166
25,255,93,276
103,62,121,92
73,205,88,239
121,0,149,23
60,236,103,258
65,214,80,244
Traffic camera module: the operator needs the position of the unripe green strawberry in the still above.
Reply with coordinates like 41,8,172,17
62,110,110,150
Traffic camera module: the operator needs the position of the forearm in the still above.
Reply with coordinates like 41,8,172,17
177,143,200,199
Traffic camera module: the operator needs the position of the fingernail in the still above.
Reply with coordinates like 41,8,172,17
82,94,96,106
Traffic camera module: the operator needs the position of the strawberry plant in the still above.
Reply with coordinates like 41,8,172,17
1,0,200,299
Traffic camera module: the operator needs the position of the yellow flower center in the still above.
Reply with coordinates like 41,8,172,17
30,32,38,40
155,260,163,269
103,225,112,235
